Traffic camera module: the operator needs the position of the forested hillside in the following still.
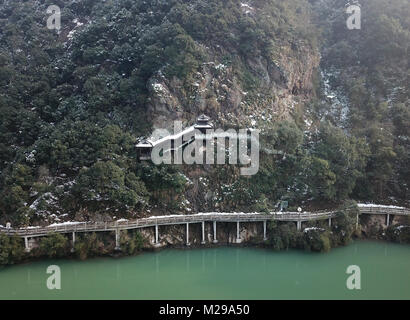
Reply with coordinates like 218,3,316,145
312,0,409,201
0,0,408,227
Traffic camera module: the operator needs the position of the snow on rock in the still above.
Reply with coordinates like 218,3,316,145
304,227,325,233
48,221,83,227
215,63,227,71
179,173,193,185
152,83,166,94
241,3,255,14
67,19,85,40
25,150,36,163
321,69,350,127
30,192,59,212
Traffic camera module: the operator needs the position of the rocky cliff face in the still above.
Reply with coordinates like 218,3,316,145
143,40,320,215
147,42,320,131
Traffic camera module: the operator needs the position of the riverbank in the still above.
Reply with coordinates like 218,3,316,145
1,202,409,265
1,221,409,267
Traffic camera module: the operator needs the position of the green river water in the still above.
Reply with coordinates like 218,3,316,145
0,241,409,299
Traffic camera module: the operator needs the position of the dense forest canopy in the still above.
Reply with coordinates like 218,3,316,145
0,0,408,226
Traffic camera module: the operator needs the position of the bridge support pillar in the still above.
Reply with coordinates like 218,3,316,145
201,221,205,244
387,214,390,226
186,223,190,246
115,229,120,250
24,236,30,253
328,218,332,228
297,220,302,231
155,224,159,245
356,214,359,230
236,221,242,244
213,221,218,244
263,220,267,241
71,232,76,252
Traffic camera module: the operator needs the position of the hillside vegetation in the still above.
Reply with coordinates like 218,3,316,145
0,0,408,226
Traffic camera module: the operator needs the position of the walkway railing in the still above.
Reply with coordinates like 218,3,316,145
356,205,409,215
